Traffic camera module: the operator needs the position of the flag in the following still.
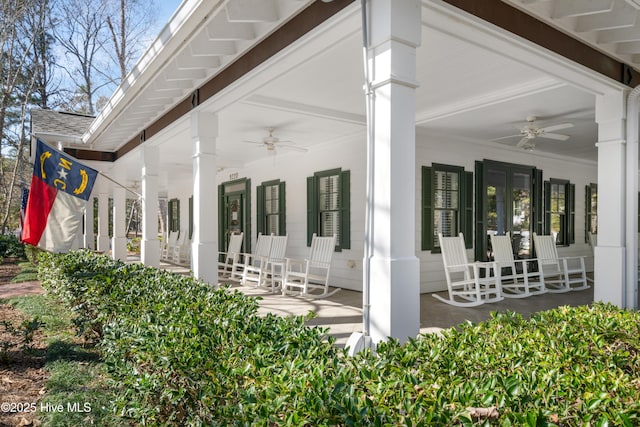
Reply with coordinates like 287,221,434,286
22,139,98,253
19,187,29,237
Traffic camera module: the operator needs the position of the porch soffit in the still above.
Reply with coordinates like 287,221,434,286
500,0,640,77
84,0,322,152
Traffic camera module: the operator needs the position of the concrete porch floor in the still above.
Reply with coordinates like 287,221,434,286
154,258,594,348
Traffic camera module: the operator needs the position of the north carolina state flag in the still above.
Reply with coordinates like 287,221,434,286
21,139,97,253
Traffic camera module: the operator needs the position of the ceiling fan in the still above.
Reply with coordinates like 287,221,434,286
243,127,307,153
495,116,574,150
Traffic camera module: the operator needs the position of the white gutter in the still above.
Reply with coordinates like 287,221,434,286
625,84,640,310
82,0,220,145
347,0,374,356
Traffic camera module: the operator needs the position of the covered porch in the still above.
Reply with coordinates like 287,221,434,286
33,0,640,345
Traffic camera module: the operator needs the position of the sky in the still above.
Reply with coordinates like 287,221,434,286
156,0,184,32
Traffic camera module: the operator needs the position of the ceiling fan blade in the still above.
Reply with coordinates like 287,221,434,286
516,137,531,148
278,144,308,152
491,134,523,141
540,133,570,141
242,140,262,145
539,123,573,133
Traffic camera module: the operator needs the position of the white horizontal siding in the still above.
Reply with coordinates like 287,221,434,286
167,129,598,294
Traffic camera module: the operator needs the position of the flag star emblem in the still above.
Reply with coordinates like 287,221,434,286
58,168,68,180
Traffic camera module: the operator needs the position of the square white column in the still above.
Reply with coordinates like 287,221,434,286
191,111,218,284
595,92,627,307
366,0,421,344
83,197,95,250
97,191,110,253
141,146,160,267
111,185,127,261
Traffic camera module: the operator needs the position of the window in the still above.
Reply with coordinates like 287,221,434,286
168,198,180,233
307,168,350,250
257,180,286,236
544,179,574,246
585,183,597,241
422,164,473,251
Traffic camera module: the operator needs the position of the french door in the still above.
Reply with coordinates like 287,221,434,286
218,178,251,254
475,160,542,262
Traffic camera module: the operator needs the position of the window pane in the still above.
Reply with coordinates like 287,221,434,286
265,185,279,214
434,210,456,240
320,211,340,246
266,214,279,235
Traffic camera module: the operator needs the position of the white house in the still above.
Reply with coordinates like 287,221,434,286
32,0,640,344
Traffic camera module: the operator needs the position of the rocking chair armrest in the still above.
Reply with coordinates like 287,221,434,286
285,257,306,271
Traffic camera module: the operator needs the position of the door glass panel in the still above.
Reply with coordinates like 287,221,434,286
483,163,533,261
487,169,507,258
511,172,531,258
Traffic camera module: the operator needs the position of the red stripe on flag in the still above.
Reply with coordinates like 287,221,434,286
21,175,57,246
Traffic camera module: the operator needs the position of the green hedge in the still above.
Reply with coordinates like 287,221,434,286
0,234,26,259
39,250,640,426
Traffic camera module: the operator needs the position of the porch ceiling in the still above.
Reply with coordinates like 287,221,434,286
502,0,640,71
90,0,632,189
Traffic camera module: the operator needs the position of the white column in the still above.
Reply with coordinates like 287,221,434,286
97,191,110,253
367,0,421,344
625,87,640,310
111,184,127,261
191,111,218,284
84,197,95,250
595,92,627,307
141,146,160,267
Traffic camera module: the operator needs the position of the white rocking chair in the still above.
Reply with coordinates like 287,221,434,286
218,232,244,280
161,230,179,261
434,233,503,307
264,234,289,293
490,232,546,298
171,229,189,265
282,234,339,298
532,233,589,293
241,233,273,288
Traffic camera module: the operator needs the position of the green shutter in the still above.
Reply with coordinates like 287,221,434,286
585,184,591,243
569,183,575,244
244,179,251,254
421,166,433,251
340,170,350,249
168,200,174,233
544,180,551,235
279,181,286,236
463,171,473,249
474,161,485,261
256,184,265,236
218,184,225,253
306,176,317,246
534,169,544,235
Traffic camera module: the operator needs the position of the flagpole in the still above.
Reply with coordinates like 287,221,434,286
97,171,143,199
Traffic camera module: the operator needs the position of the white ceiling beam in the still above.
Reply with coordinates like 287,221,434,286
552,0,613,19
207,13,256,40
146,89,183,100
416,77,566,124
192,37,238,56
225,0,278,23
615,40,640,52
165,67,207,81
175,52,221,70
598,26,640,42
575,1,637,32
242,94,366,125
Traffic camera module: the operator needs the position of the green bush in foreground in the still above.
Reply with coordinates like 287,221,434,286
39,250,640,426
